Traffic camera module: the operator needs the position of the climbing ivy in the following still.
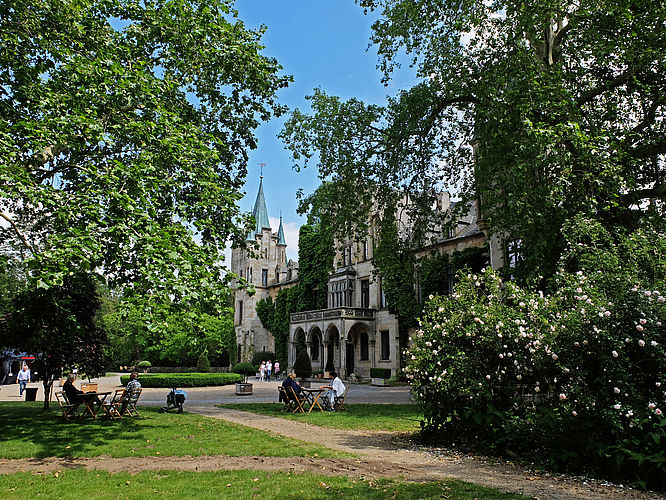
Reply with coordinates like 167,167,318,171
255,223,333,365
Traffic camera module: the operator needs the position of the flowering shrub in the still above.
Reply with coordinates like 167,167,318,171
407,219,666,488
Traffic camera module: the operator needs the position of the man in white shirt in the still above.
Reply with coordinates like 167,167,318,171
16,365,31,396
321,371,345,412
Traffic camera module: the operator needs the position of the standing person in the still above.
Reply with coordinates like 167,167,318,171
321,371,346,412
266,360,272,382
274,361,280,380
16,364,30,396
259,362,266,381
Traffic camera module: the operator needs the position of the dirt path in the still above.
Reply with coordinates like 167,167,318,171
3,404,663,500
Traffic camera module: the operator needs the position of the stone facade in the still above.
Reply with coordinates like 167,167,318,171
288,192,490,379
231,176,298,363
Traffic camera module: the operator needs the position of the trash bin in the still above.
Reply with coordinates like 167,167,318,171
24,387,38,401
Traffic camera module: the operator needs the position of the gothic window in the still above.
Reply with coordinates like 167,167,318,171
261,269,268,287
360,332,369,360
237,300,243,324
360,279,370,308
379,278,387,308
363,239,368,260
507,240,523,269
380,330,390,360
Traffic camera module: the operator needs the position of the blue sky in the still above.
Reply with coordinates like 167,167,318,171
233,0,414,260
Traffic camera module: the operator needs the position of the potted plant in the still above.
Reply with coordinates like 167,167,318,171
232,362,256,395
371,368,392,386
137,360,151,373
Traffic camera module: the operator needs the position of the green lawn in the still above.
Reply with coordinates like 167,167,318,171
219,403,423,432
0,470,532,499
0,403,348,459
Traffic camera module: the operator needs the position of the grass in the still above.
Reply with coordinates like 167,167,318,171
0,402,348,459
0,469,532,499
219,403,423,432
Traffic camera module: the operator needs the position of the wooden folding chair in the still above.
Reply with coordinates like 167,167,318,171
277,386,293,413
333,387,349,411
288,386,306,413
102,389,126,420
55,391,79,420
122,388,142,417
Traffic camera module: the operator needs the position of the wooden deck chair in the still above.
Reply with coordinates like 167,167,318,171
277,386,294,413
55,391,79,420
122,388,142,417
102,389,126,420
333,386,349,411
287,386,306,413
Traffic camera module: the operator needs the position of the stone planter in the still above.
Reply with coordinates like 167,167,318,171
235,382,253,395
371,377,386,386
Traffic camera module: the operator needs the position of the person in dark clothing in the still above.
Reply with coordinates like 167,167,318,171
281,372,302,401
62,373,84,405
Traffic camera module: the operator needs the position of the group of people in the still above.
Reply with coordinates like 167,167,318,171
62,370,141,415
281,370,345,412
258,360,280,381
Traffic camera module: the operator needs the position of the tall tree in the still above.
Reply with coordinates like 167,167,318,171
281,0,666,283
1,272,107,409
0,0,290,305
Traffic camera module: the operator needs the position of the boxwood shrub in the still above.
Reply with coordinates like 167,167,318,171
370,368,392,379
120,372,241,388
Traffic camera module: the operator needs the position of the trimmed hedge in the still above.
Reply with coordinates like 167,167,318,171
370,368,392,379
120,372,241,388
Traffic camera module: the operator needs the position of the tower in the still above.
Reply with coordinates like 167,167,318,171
231,174,297,363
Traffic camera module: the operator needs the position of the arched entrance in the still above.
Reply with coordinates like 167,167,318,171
325,325,340,372
308,326,323,370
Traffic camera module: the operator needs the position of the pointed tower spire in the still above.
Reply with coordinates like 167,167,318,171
251,174,271,237
277,214,286,246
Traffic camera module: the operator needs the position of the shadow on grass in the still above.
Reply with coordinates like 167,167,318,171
0,402,164,458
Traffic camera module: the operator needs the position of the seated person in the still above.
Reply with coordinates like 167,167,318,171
120,371,141,414
281,372,302,401
62,373,85,410
321,371,346,411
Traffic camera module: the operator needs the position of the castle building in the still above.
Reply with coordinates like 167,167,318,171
288,191,488,379
231,175,298,363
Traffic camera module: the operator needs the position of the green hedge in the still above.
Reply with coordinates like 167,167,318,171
370,368,392,379
120,372,241,388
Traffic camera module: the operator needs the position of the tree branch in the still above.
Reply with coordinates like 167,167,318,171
0,212,37,257
628,141,666,160
576,69,636,106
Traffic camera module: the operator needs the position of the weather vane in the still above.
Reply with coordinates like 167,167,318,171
259,162,267,179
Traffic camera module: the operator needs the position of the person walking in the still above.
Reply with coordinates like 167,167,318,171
266,360,272,382
16,364,30,396
274,361,280,380
259,362,266,381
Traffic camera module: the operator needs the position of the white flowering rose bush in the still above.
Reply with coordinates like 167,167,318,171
406,218,666,488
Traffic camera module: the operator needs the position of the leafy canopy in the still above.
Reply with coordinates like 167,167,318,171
0,0,290,306
281,0,666,283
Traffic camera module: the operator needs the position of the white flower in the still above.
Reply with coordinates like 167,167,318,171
640,318,647,324
486,375,491,379
559,393,566,400
656,408,663,416
614,387,620,394
572,411,578,417
612,350,619,358
651,341,658,347
638,340,645,347
552,354,558,360
648,403,656,409
534,386,540,393
516,375,522,380
613,404,621,410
